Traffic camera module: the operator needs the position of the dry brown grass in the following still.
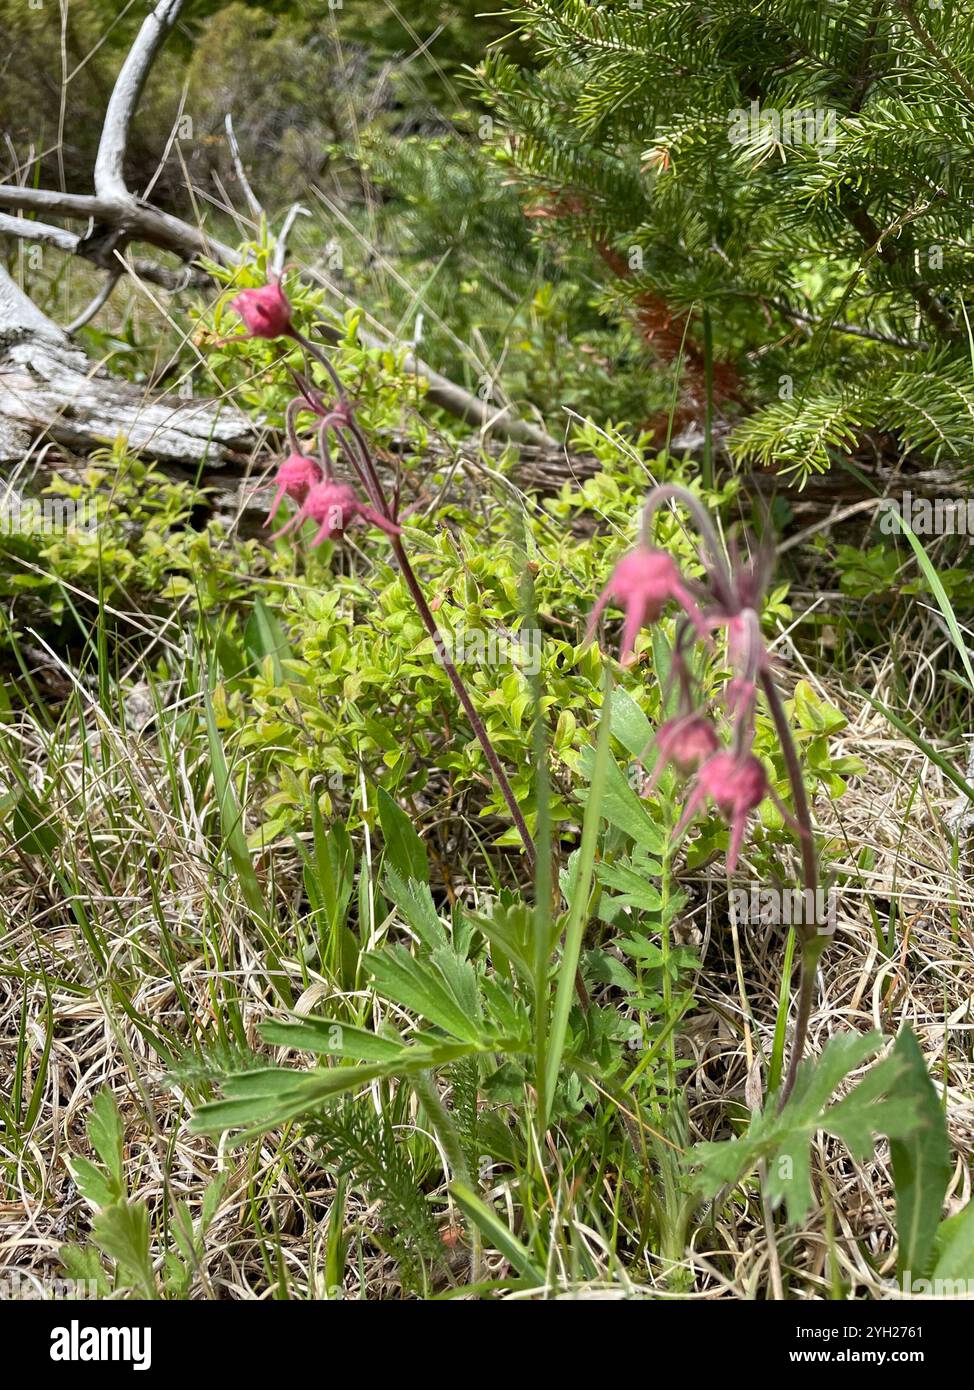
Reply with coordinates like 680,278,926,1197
0,648,972,1300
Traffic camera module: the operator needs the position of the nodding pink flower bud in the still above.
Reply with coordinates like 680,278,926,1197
586,545,707,663
301,481,361,545
651,714,720,780
271,479,402,547
264,452,323,525
229,279,293,340
675,750,769,873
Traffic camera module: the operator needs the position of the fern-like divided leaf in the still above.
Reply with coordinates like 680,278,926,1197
187,885,534,1146
691,1027,949,1231
307,1102,444,1292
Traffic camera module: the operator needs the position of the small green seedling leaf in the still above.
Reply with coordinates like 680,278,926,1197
87,1088,125,1190
92,1202,156,1299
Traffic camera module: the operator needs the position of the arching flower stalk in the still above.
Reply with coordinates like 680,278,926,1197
588,484,825,1104
225,279,537,874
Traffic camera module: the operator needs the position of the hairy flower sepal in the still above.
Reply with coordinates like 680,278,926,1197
610,481,825,1107
229,278,293,340
271,480,402,547
264,451,323,525
643,713,720,788
586,544,707,664
674,750,769,874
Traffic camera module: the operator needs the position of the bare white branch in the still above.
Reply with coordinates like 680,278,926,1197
0,0,557,451
0,183,235,264
0,212,210,292
225,114,263,220
65,272,122,335
94,0,186,201
272,204,309,278
0,211,79,254
0,185,115,223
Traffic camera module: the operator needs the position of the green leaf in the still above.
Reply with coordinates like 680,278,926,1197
473,901,538,984
692,1031,933,1224
190,1039,509,1142
325,1179,349,1295
889,1027,951,1280
383,865,448,950
6,785,58,856
58,1243,111,1297
87,1088,125,1190
546,674,614,1118
70,1156,119,1211
259,1017,405,1062
583,947,636,990
367,945,483,1043
449,1182,545,1287
930,1200,974,1282
300,804,353,929
203,679,270,928
596,858,663,910
608,686,654,759
200,1172,227,1231
578,747,663,853
377,785,429,884
190,1063,402,1136
92,1202,156,1298
245,595,295,687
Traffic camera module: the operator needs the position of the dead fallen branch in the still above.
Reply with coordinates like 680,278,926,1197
0,266,255,467
0,0,556,453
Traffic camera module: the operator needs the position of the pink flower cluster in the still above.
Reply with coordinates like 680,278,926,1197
589,494,781,873
227,279,402,548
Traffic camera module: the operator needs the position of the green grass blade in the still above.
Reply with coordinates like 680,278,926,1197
449,1182,545,1287
888,508,974,692
543,670,613,1122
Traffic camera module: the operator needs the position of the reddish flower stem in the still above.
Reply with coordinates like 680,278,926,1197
636,482,825,1103
283,331,539,865
389,534,537,869
758,667,825,1107
276,321,594,1004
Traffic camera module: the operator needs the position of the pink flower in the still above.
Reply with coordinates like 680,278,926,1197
725,612,750,670
675,750,769,872
271,480,402,547
587,546,707,663
725,676,756,722
264,452,323,525
648,714,720,782
702,609,763,733
229,279,293,340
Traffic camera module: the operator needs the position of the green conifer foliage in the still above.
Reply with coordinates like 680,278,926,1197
480,1,974,479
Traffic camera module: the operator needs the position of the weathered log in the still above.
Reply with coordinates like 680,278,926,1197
0,265,257,467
